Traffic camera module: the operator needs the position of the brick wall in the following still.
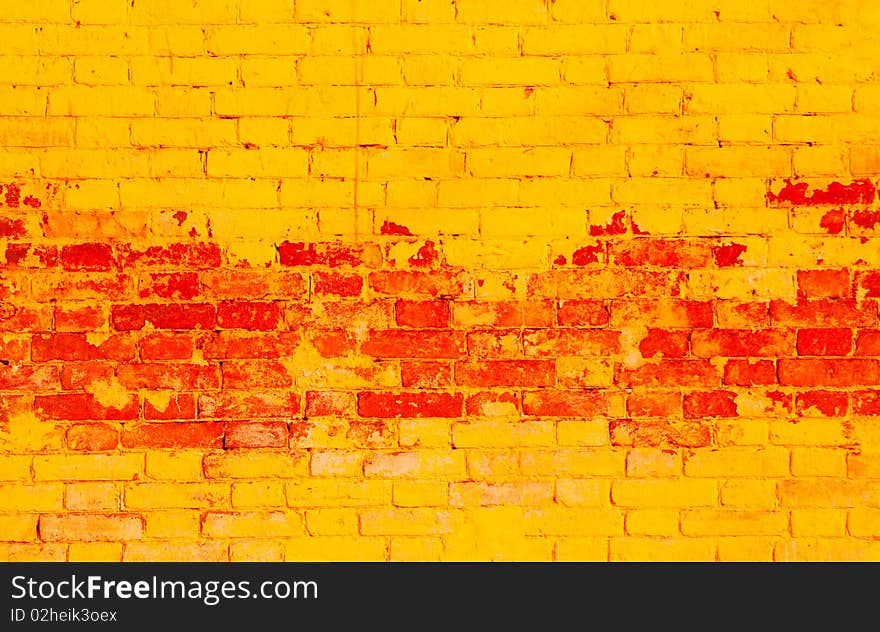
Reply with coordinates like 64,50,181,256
1,0,879,561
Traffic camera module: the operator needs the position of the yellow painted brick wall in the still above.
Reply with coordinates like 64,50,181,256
1,0,880,561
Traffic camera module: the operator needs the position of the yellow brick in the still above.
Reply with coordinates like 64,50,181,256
207,148,309,177
718,115,772,143
557,420,610,446
473,27,520,54
389,537,443,561
716,53,769,82
203,511,305,538
125,483,229,509
686,85,796,114
467,147,570,177
524,508,624,536
143,510,201,539
230,541,285,561
393,481,448,507
790,448,846,477
609,54,714,83
613,177,713,206
0,544,66,562
791,509,846,536
240,57,298,87
627,145,684,177
716,537,775,561
0,456,31,481
554,537,608,561
0,56,71,85
75,118,130,147
149,149,205,178
131,119,237,148
238,117,290,146
365,450,465,478
629,24,683,54
612,116,713,144
360,508,459,535
48,86,152,116
453,421,555,448
65,482,119,511
801,85,855,113
34,454,143,481
455,0,548,24
204,451,309,478
720,480,778,509
232,481,285,508
68,543,123,562
625,449,681,477
612,480,716,507
683,447,789,477
305,508,359,535
608,0,716,21
534,87,623,116
285,537,386,561
625,509,680,536
681,510,788,536
555,479,610,507
684,23,790,52
73,57,128,85
130,0,238,24
296,0,399,23
124,542,227,562
368,148,464,178
286,480,391,507
396,118,448,146
0,514,37,541
0,484,63,511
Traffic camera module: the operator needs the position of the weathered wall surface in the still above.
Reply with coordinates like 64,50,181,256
1,0,879,561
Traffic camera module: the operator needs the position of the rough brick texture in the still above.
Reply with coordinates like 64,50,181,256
1,0,880,562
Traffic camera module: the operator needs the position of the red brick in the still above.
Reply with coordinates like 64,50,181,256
54,306,106,331
855,271,880,299
797,269,850,299
217,301,281,330
639,329,689,358
522,390,609,417
0,336,27,361
60,243,115,271
139,332,194,360
121,423,224,449
309,330,355,357
362,330,464,359
610,300,713,328
304,391,353,417
523,329,620,357
369,270,469,297
0,365,59,390
617,360,720,388
138,272,200,300
691,329,793,357
455,360,555,387
400,361,452,388
0,305,52,331
796,328,852,356
852,390,880,415
221,361,293,389
224,422,288,448
683,390,738,419
60,362,114,390
626,392,682,417
117,364,220,389
357,392,463,418
33,393,138,421
466,330,521,358
610,239,712,268
313,271,363,297
118,243,222,269
144,394,197,420
66,423,119,451
856,330,880,356
199,332,297,359
557,300,610,327
796,391,848,417
278,241,366,267
778,358,880,386
395,300,450,328
33,274,133,302
723,360,777,386
111,303,216,330
610,419,711,448
716,301,769,328
770,299,876,327
31,333,136,362
198,391,299,419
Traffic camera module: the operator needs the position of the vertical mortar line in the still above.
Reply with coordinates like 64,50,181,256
353,28,364,243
